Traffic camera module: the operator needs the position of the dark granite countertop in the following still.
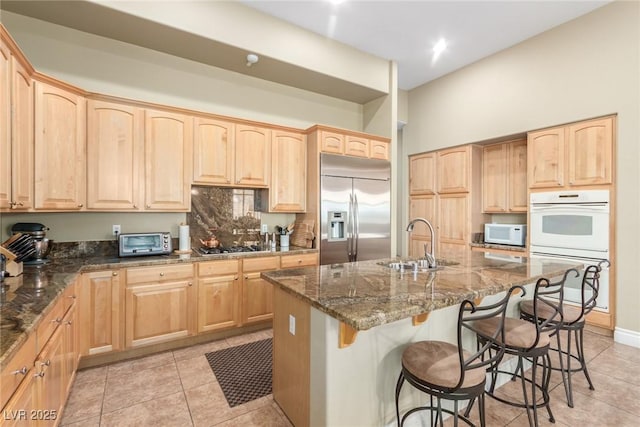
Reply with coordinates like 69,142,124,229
261,251,581,331
0,246,316,367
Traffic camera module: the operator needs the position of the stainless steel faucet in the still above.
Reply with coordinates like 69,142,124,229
406,218,437,268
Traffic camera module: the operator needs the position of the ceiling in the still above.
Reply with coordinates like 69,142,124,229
240,0,611,90
1,0,611,101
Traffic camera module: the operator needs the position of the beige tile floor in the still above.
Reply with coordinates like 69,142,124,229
61,328,639,426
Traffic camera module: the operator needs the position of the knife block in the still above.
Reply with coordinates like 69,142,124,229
0,246,23,276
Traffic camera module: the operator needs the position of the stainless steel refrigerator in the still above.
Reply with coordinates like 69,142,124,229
320,153,391,265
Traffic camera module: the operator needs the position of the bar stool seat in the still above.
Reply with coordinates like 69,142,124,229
402,341,487,390
520,300,583,324
474,317,551,350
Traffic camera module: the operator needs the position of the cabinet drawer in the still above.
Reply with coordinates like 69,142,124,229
198,259,239,277
126,264,193,285
0,332,36,411
320,131,344,154
36,296,65,354
243,257,279,273
280,253,318,269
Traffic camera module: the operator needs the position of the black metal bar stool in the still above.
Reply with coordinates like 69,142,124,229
395,286,522,427
468,277,564,427
519,261,608,408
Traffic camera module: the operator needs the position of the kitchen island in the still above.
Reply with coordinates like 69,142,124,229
261,251,581,427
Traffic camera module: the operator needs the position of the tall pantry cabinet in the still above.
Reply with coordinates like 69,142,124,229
408,146,488,259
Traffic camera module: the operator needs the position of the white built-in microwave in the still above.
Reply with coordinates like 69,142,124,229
484,224,527,246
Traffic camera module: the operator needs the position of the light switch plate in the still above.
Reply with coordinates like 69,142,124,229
289,314,296,335
261,224,268,233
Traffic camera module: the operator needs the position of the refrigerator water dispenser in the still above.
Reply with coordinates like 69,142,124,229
328,211,347,241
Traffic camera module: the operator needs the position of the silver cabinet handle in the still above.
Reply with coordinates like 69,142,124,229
160,272,164,277
244,275,249,280
40,359,50,367
188,282,193,286
35,371,45,378
113,271,118,276
52,318,62,324
67,295,76,299
77,204,83,208
66,320,73,325
12,367,27,375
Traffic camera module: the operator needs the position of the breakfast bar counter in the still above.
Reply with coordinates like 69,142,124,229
261,251,581,427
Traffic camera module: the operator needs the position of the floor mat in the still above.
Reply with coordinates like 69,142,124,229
205,338,272,407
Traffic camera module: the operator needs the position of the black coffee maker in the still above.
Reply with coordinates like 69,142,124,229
11,223,52,264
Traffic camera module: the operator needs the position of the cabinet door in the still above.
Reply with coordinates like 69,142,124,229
345,135,369,158
193,117,234,185
438,193,468,245
125,280,196,348
319,130,344,154
34,325,65,426
0,39,10,210
198,274,240,333
482,143,508,213
242,257,279,325
508,140,528,212
409,195,436,239
270,130,306,212
409,152,436,195
567,117,613,186
438,146,470,193
370,139,389,160
87,99,143,210
1,369,36,427
79,270,123,356
144,109,192,210
34,81,86,210
235,124,271,187
528,126,565,189
10,56,34,211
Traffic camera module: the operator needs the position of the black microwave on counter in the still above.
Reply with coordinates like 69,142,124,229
118,232,172,257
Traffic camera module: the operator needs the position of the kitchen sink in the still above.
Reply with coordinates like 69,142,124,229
378,258,458,272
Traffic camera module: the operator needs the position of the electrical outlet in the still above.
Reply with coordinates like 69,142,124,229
289,314,296,335
261,224,268,233
112,225,121,236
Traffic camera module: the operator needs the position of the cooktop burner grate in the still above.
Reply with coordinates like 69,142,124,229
198,245,266,255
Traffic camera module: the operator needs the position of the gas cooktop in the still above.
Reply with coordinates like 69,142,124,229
197,245,268,255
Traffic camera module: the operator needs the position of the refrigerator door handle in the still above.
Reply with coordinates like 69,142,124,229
353,193,360,261
347,193,353,261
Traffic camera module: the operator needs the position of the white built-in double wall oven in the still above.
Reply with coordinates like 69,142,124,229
529,190,610,311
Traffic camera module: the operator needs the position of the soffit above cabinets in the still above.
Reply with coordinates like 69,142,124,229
0,0,388,104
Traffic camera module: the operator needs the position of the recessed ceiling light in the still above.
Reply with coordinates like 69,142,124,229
432,38,447,62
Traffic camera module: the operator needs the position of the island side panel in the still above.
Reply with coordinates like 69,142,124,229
273,286,311,427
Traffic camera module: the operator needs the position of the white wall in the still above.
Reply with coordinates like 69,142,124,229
403,1,640,334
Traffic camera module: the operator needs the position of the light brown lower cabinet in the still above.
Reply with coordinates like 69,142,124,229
242,257,280,325
79,270,123,356
197,259,241,333
125,264,195,348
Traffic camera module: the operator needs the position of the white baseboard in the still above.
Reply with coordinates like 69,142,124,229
614,327,640,348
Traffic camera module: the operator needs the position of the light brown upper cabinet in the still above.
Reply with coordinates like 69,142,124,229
370,139,390,160
270,130,307,212
482,139,527,213
437,146,470,193
0,33,33,212
235,124,271,188
316,126,390,160
87,99,144,210
192,117,235,185
409,152,436,195
144,108,192,210
34,80,86,210
528,116,613,189
567,117,613,186
345,135,369,158
319,130,344,155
